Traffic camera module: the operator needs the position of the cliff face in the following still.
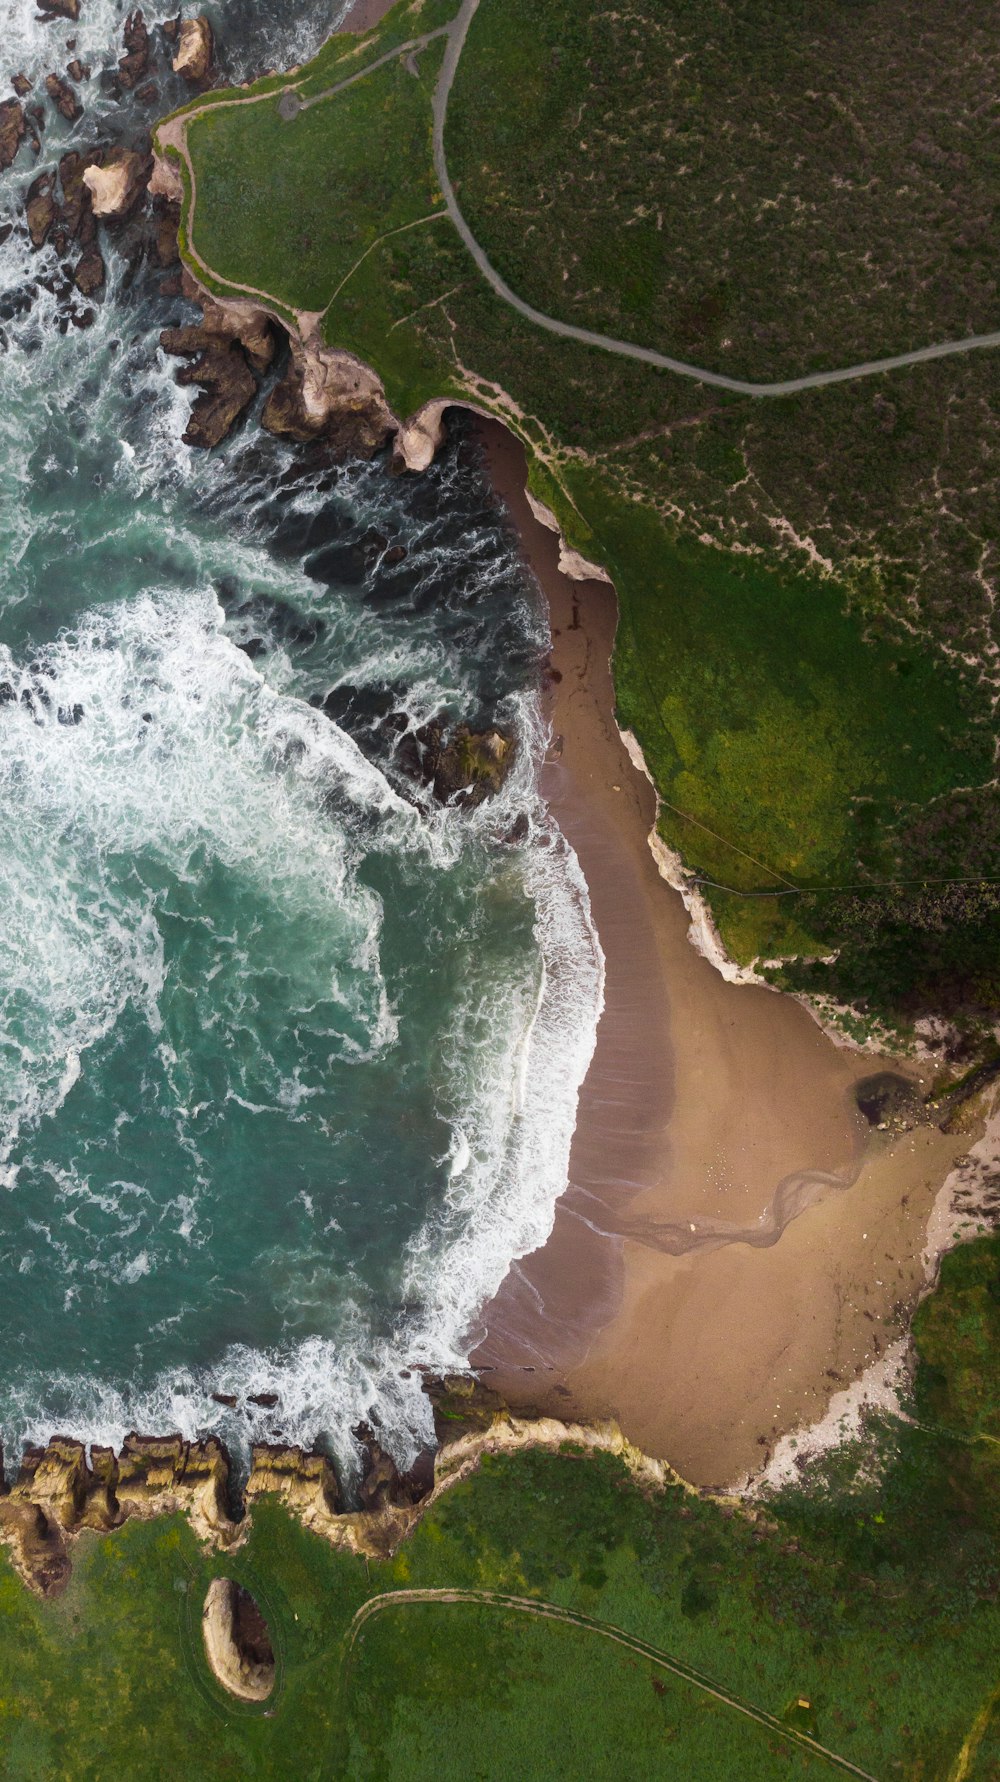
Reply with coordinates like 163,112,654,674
0,1383,694,1594
0,1433,234,1593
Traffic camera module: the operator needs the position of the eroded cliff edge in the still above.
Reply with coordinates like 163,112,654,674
0,1376,695,1595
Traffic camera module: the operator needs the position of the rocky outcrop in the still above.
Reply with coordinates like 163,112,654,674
172,15,213,83
115,1434,234,1540
44,72,82,123
161,284,275,447
25,171,57,247
391,399,449,473
11,74,33,99
0,99,26,170
261,337,395,457
244,1443,340,1531
118,10,150,89
396,717,514,807
58,149,97,245
36,0,80,21
73,243,104,294
0,1386,701,1594
83,147,149,219
202,1579,275,1702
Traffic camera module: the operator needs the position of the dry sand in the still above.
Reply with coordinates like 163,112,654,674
470,418,970,1489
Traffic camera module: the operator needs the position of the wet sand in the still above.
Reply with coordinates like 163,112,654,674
470,418,968,1488
339,0,396,32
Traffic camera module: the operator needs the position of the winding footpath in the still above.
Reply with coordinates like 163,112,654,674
162,0,1000,393
344,1587,881,1779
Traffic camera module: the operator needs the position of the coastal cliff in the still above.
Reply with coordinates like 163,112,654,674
0,1378,696,1594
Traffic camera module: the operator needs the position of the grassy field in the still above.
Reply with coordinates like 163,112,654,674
446,0,1000,381
0,1236,997,1779
169,0,1000,1043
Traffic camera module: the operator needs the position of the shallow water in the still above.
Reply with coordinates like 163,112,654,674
0,0,602,1474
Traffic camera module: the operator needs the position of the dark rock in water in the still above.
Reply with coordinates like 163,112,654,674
57,702,84,724
11,74,33,99
58,151,90,241
0,681,15,704
314,682,401,744
160,14,181,42
247,1392,279,1410
69,306,95,329
36,0,80,20
211,1392,238,1408
160,285,275,448
173,342,256,449
72,244,104,295
0,99,26,170
382,543,407,566
25,171,57,248
67,59,89,81
137,80,159,104
153,199,179,266
159,270,182,297
45,73,82,122
0,224,11,248
118,11,150,91
855,1072,929,1134
223,589,325,654
353,1422,433,1511
397,717,515,808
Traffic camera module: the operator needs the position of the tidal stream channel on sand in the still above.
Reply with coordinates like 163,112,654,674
0,0,976,1496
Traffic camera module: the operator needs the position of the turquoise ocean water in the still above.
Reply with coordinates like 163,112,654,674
0,0,602,1475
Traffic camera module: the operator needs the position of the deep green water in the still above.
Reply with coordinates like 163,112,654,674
0,0,601,1472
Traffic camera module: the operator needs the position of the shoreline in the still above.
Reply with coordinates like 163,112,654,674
470,417,974,1489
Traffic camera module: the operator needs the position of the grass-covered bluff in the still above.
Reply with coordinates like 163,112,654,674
0,1235,998,1778
162,0,1000,1049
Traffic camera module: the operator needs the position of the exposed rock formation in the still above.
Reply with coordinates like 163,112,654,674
118,10,150,89
396,717,514,807
354,1423,433,1513
58,148,97,245
115,1434,234,1539
73,243,104,294
391,399,449,473
44,72,82,123
25,171,57,248
160,283,275,447
261,337,395,457
244,1443,340,1532
0,99,26,170
172,15,213,83
83,147,149,219
202,1579,275,1701
36,0,80,21
11,74,33,99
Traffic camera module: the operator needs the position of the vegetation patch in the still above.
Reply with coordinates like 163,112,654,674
173,0,1000,1040
0,1239,997,1777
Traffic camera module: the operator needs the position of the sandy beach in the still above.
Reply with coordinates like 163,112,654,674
470,418,970,1489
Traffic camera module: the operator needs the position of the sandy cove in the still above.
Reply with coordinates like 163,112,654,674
470,418,970,1490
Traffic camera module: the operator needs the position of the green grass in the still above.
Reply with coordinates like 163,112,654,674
172,0,1000,1036
1,1244,999,1777
185,41,446,314
446,0,1000,381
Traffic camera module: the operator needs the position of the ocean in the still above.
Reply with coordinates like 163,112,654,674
0,0,602,1478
